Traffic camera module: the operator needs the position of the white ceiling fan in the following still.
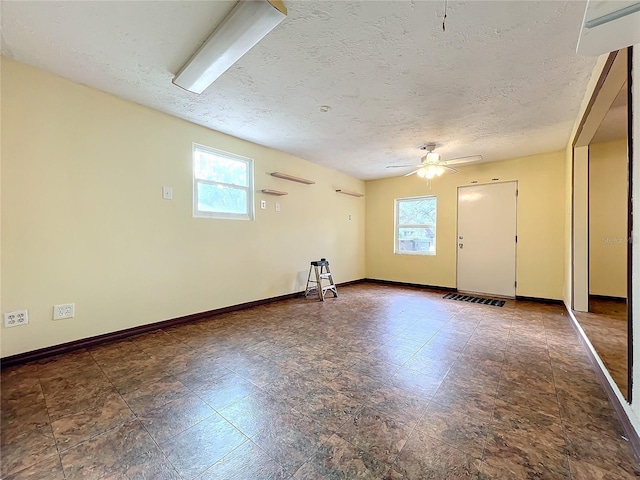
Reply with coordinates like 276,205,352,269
387,144,483,178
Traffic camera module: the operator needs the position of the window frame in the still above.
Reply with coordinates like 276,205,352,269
394,195,437,255
192,143,255,221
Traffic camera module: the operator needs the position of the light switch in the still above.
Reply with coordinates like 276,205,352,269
275,203,281,212
162,186,173,200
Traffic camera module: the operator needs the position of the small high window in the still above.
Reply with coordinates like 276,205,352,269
395,196,437,255
193,144,254,220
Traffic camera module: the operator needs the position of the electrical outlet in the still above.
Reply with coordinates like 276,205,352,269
275,202,280,212
260,200,266,210
53,304,75,320
4,310,28,328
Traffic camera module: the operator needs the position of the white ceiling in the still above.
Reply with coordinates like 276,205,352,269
1,1,598,180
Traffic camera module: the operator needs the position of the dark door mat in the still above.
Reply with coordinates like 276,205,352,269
443,293,506,307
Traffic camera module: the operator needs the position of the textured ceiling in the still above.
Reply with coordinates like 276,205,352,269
1,1,598,180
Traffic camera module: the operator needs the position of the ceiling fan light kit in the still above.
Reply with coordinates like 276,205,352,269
416,165,446,179
425,151,441,163
173,0,287,94
387,143,481,179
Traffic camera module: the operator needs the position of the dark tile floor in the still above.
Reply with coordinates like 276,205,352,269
2,284,639,479
574,297,628,398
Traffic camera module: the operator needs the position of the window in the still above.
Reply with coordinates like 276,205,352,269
395,196,437,255
193,144,254,220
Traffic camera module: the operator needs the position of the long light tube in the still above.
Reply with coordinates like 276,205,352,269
173,0,287,94
584,2,640,29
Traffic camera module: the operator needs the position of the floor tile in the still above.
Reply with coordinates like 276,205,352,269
417,400,488,459
489,400,565,453
101,357,167,394
217,390,292,437
569,458,639,480
252,410,333,475
1,395,50,438
430,381,496,423
193,372,260,411
338,405,414,465
1,424,58,478
137,393,215,444
365,383,430,426
293,433,390,479
44,381,117,423
482,430,571,479
122,376,190,415
197,440,289,479
59,419,174,480
2,453,64,480
292,384,362,431
160,413,247,479
51,389,133,449
390,366,444,398
563,421,640,478
393,428,480,480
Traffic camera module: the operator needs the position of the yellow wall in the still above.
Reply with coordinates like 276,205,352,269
589,139,628,297
0,58,365,357
365,151,566,299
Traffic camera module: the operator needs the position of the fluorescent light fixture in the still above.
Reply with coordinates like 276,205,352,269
174,0,287,94
584,2,640,28
577,1,640,56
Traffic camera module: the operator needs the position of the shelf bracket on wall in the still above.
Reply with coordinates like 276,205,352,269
270,172,315,184
336,189,364,197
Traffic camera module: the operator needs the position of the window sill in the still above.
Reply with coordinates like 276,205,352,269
394,251,436,256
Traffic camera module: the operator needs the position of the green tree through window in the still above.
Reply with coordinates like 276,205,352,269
395,196,437,255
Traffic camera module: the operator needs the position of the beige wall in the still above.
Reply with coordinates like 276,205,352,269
0,58,365,357
589,140,628,298
365,151,566,300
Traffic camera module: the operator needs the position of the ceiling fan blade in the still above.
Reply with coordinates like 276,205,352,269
404,169,419,177
386,164,418,168
443,155,483,166
441,165,458,173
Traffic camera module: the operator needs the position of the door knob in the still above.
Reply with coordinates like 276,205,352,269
459,243,464,249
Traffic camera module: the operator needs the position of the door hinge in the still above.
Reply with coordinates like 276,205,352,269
515,281,517,288
515,235,518,243
516,189,519,197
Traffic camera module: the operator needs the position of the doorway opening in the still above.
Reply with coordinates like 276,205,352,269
572,48,631,401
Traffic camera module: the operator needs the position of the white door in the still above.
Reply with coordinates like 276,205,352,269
457,182,517,297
